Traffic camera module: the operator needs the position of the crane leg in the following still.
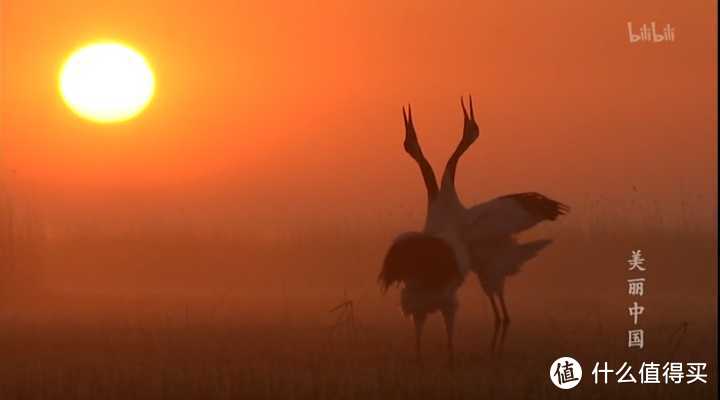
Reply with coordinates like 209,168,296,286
441,308,456,369
413,313,427,366
488,294,501,354
498,290,511,355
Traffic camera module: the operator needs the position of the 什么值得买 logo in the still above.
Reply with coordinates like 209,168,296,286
550,356,583,389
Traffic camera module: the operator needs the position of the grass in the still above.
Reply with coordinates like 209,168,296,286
0,307,715,399
0,195,716,399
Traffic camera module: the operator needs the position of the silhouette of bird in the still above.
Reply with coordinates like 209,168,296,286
377,106,465,366
462,192,568,353
379,96,569,364
378,232,462,366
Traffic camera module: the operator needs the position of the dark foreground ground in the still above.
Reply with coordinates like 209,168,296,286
0,227,716,399
0,308,715,400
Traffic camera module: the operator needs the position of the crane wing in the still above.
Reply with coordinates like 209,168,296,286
462,192,569,241
379,232,461,292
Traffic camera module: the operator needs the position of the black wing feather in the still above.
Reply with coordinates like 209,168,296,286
379,233,460,292
498,192,570,221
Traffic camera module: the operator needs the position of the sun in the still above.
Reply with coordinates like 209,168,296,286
59,41,155,123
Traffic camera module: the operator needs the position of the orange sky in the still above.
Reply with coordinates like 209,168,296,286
1,0,717,236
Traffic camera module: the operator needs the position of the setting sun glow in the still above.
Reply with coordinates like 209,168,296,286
59,42,155,123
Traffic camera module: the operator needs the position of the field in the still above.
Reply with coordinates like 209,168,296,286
0,218,716,399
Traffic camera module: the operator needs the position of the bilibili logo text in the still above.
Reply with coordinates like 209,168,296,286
627,22,675,43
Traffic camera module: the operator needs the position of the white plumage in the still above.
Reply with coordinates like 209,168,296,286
379,96,569,365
